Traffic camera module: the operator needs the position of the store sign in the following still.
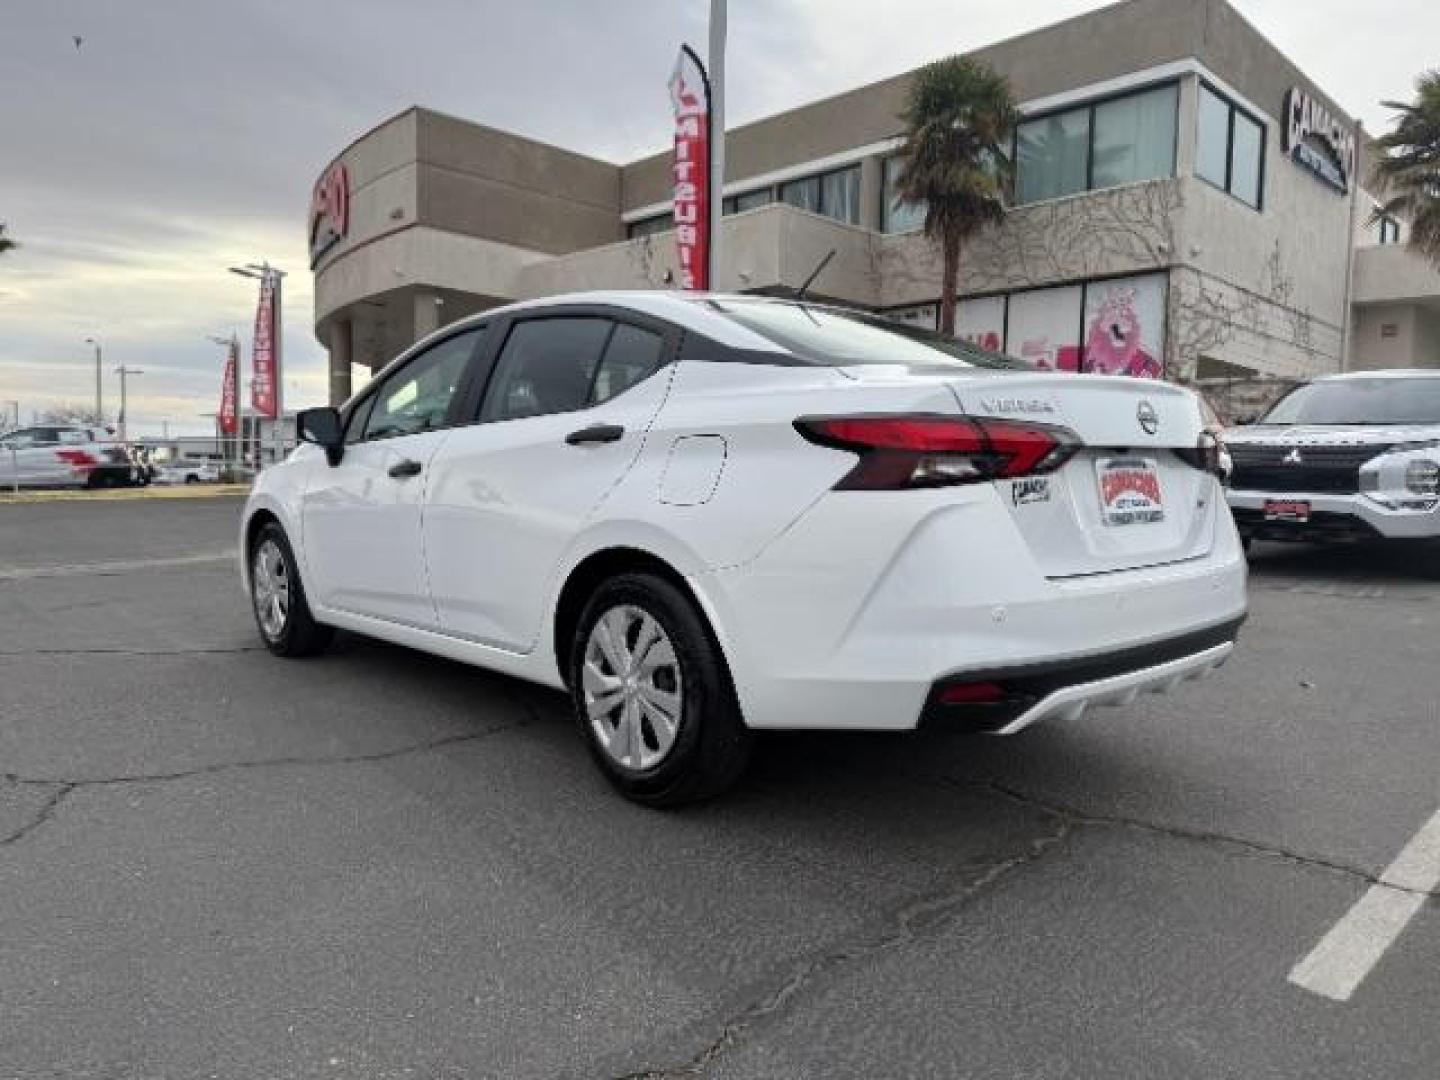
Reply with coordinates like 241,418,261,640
669,46,711,290
309,162,350,266
251,273,278,420
218,341,238,436
1283,88,1354,193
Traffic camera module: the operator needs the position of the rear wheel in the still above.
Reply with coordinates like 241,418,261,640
569,573,751,807
249,522,333,657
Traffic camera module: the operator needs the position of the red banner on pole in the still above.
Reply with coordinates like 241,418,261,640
219,341,238,436
669,46,711,291
251,272,278,420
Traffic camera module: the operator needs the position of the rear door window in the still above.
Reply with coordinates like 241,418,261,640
481,318,613,422
591,323,666,405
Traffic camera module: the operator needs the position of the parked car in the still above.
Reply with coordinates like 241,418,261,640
0,425,136,489
156,461,221,485
1225,370,1440,546
240,292,1247,805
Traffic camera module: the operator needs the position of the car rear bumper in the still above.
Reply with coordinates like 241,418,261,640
1227,489,1440,540
699,487,1248,731
920,617,1242,734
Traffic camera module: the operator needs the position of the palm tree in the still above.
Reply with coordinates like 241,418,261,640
1372,70,1440,269
893,56,1018,335
0,222,16,257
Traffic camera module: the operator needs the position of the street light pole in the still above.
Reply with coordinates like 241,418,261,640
113,365,144,443
85,338,103,423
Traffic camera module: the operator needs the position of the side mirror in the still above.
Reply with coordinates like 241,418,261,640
297,407,344,464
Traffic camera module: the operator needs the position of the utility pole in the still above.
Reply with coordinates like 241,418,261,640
113,365,144,442
85,338,103,423
229,262,286,467
708,0,726,291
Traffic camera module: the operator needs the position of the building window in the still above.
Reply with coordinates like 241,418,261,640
881,155,927,233
627,213,673,238
780,165,861,225
1017,109,1090,203
1195,84,1265,210
1015,82,1178,205
725,188,774,215
1090,84,1178,190
1378,215,1401,245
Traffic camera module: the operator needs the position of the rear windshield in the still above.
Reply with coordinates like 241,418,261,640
705,299,1024,370
1262,378,1440,426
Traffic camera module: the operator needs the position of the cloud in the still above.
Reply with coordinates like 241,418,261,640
2,0,1435,435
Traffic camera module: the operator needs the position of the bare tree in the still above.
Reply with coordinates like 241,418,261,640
36,403,107,427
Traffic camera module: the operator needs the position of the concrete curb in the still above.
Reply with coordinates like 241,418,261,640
0,484,251,505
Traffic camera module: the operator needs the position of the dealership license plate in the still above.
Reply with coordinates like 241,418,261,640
1096,457,1165,526
1264,499,1311,523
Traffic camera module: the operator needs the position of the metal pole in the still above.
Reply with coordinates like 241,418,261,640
273,267,284,466
233,335,242,475
117,367,126,443
708,0,726,291
94,342,102,422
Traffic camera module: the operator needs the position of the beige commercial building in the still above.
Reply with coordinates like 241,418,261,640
309,0,1440,416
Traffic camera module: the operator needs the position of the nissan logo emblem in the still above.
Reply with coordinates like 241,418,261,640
1137,401,1160,436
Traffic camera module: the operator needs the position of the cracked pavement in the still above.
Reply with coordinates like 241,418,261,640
2,498,1437,1079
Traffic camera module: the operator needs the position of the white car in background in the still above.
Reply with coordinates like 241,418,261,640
156,461,221,485
1226,371,1440,545
240,293,1247,805
0,425,134,488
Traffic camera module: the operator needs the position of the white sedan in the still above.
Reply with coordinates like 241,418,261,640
240,292,1247,805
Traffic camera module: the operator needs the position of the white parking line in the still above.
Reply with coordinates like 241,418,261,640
0,551,235,581
1289,808,1440,1002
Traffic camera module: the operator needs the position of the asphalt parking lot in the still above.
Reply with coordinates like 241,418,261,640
2,497,1437,1079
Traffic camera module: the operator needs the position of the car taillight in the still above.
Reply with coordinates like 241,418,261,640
794,415,1080,490
55,449,99,469
1176,431,1231,484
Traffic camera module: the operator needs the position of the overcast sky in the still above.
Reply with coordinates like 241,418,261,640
0,0,1432,435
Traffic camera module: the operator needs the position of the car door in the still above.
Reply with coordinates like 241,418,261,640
423,310,677,650
302,326,485,628
5,428,64,486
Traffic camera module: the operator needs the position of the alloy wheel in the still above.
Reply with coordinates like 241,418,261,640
251,539,291,641
582,604,684,771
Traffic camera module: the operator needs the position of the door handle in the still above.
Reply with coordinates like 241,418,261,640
387,459,423,479
565,424,625,446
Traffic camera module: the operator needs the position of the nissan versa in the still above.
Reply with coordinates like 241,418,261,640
240,293,1248,805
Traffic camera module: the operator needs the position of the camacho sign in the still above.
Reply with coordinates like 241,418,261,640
309,162,350,267
1283,87,1355,194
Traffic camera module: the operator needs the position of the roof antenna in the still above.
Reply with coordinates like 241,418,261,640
794,248,836,302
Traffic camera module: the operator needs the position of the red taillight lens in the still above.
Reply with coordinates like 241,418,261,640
937,681,1007,705
795,415,1080,491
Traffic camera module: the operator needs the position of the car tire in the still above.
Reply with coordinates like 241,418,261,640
248,522,334,658
569,572,752,807
185,475,198,485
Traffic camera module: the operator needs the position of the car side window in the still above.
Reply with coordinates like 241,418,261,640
481,318,613,423
344,395,375,444
590,323,666,406
362,329,480,441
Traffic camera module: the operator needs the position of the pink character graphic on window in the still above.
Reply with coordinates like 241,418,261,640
1083,288,1162,379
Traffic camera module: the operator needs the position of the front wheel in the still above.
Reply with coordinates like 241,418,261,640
249,522,334,657
569,573,752,807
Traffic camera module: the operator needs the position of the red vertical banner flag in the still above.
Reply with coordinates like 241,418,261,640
251,272,279,419
669,46,711,291
218,341,238,435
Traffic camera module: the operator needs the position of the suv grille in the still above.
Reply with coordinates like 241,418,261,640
1228,443,1383,495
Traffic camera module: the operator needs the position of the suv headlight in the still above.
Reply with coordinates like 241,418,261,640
1406,458,1440,496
